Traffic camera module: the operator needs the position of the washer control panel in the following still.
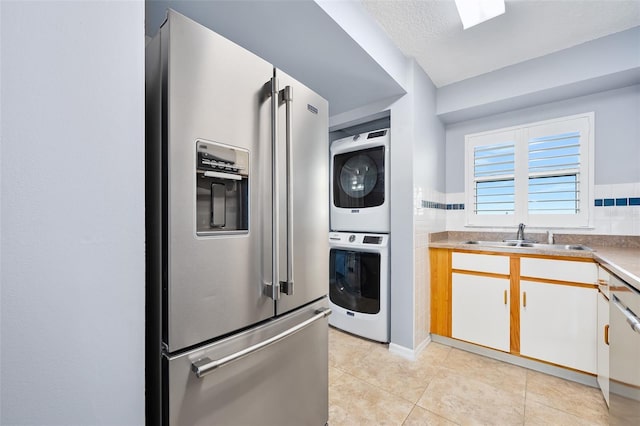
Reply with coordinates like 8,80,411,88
329,232,388,247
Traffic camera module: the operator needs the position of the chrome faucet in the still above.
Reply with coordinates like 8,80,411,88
516,223,526,241
547,230,554,244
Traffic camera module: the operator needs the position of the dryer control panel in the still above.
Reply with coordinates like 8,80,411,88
328,232,389,247
363,235,383,245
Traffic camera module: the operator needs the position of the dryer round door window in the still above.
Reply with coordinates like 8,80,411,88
329,249,381,314
333,146,385,208
339,154,378,197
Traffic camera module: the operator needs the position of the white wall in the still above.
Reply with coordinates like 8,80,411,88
0,2,145,424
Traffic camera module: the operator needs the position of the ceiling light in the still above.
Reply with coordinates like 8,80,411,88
454,0,506,29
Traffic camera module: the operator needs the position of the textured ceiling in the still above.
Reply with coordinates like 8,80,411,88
361,0,640,87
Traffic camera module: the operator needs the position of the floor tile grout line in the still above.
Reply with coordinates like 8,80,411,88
330,329,607,426
331,369,416,425
523,369,609,424
399,403,415,426
412,369,463,425
339,367,424,407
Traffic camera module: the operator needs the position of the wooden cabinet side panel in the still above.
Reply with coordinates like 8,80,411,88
430,248,451,336
510,256,520,354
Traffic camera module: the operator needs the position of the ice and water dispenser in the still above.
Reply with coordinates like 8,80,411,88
196,140,249,234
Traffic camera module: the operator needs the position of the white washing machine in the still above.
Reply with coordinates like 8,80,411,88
330,129,390,233
328,231,389,343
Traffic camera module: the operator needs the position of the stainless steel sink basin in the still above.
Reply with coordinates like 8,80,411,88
555,244,593,251
461,240,593,251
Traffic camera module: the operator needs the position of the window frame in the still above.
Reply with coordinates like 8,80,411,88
464,112,595,229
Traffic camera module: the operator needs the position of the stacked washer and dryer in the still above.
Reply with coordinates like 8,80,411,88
329,129,390,342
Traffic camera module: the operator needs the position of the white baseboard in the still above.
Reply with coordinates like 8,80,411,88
388,335,432,361
431,334,599,388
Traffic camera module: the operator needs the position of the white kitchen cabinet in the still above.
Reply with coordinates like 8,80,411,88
521,257,597,284
452,252,510,275
437,250,600,375
520,280,597,374
452,273,510,352
597,289,610,406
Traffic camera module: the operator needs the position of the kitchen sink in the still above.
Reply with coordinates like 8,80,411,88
461,240,593,251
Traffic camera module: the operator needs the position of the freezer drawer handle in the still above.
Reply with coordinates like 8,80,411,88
191,308,332,378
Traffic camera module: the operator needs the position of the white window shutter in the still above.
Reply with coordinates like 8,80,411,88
465,130,518,226
524,114,593,227
464,113,594,229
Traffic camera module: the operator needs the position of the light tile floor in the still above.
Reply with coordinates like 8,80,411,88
328,327,609,425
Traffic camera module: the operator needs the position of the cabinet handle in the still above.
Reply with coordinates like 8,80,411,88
605,324,610,345
523,291,527,308
504,290,507,305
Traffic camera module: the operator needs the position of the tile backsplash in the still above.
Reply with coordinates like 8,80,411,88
595,197,640,207
441,182,640,236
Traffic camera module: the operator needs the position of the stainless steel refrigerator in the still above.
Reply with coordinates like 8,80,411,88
145,10,330,425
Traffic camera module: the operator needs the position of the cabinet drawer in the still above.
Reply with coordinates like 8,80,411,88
520,257,596,284
452,252,509,275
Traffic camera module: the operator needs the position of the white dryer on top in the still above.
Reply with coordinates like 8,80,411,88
330,129,389,233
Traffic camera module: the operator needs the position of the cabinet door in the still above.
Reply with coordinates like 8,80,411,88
452,273,510,352
520,281,597,373
597,291,610,406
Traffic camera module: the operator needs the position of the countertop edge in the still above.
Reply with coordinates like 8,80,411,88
593,252,640,290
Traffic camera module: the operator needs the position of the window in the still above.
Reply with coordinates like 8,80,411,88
465,113,594,228
473,141,515,215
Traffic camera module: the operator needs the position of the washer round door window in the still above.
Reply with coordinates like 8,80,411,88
329,249,381,314
333,146,385,208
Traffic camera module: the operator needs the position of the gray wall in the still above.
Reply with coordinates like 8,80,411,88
389,90,416,350
446,84,640,193
145,0,406,117
413,62,446,195
389,60,445,350
1,2,145,424
437,26,640,124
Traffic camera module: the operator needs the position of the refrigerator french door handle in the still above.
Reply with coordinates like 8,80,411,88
262,76,280,300
279,85,294,296
190,308,332,378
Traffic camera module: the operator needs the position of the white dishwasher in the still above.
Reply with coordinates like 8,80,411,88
609,273,640,425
